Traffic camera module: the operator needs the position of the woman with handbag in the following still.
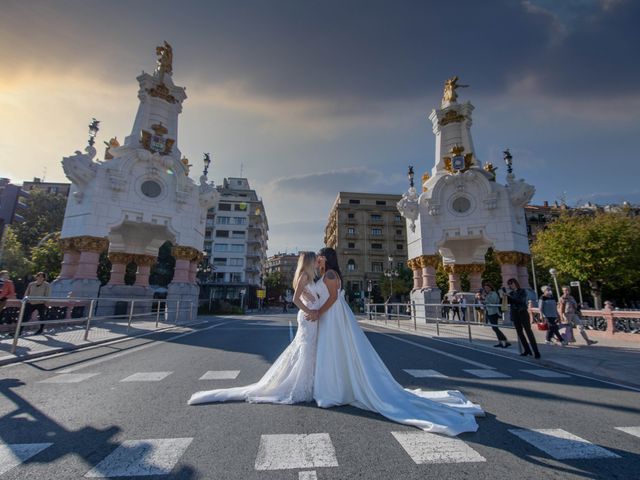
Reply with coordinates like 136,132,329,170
538,286,566,346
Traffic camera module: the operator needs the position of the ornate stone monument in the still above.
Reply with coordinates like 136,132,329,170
397,78,535,311
53,42,218,316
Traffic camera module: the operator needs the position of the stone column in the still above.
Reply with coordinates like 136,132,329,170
444,264,461,292
58,238,80,279
419,255,440,289
74,237,109,280
517,253,531,289
133,254,157,287
467,264,486,291
171,246,200,283
107,252,131,286
407,259,422,290
495,251,522,288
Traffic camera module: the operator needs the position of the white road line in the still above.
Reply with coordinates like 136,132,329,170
84,438,193,477
199,370,240,380
299,471,318,480
120,372,172,382
508,428,620,460
38,373,100,383
403,369,449,378
58,321,233,373
0,443,52,475
521,369,571,378
392,431,486,464
378,333,495,369
464,369,511,379
615,426,640,439
254,433,339,471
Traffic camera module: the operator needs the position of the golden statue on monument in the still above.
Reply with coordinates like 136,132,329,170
156,41,173,76
442,76,468,104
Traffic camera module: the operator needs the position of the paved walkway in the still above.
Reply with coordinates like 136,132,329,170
359,315,640,389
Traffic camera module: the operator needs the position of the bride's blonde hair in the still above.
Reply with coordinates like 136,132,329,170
293,252,316,291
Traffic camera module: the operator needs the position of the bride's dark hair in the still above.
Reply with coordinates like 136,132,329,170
318,247,343,285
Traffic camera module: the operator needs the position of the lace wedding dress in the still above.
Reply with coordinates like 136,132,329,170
188,280,327,405
313,278,483,436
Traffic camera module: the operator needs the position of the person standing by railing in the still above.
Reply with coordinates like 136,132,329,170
559,286,597,346
0,270,17,323
474,290,485,323
483,282,511,348
503,278,540,358
20,272,51,335
441,296,451,320
538,286,566,346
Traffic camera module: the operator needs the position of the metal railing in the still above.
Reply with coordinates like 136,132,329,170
3,296,195,354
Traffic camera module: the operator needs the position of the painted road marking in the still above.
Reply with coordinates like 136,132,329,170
38,373,99,383
120,372,172,382
521,369,570,378
199,370,240,380
84,438,193,477
254,433,338,471
298,471,318,480
391,431,486,464
615,426,640,439
464,369,511,379
403,369,449,378
0,443,52,475
508,429,620,460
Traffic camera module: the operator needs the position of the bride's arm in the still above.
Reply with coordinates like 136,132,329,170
292,273,314,315
315,270,340,317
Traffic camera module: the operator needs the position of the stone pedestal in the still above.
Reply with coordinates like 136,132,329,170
411,288,442,325
407,258,422,290
132,254,157,287
108,252,131,286
419,255,440,290
168,245,201,322
97,284,153,317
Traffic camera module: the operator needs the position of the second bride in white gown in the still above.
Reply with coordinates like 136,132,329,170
308,247,483,437
188,252,325,405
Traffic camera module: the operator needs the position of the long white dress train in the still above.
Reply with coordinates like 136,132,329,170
188,281,326,405
313,281,483,436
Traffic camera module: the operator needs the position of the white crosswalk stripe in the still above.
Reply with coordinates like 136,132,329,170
298,471,318,480
84,438,193,477
199,370,240,380
392,431,486,464
508,428,620,459
120,372,172,382
464,369,511,379
38,373,100,383
0,443,52,475
254,433,339,470
615,426,640,439
521,369,571,378
403,369,449,378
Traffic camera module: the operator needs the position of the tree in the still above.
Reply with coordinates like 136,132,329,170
264,271,287,301
531,212,640,308
0,226,33,279
380,264,413,300
12,190,66,255
149,241,175,287
30,232,62,278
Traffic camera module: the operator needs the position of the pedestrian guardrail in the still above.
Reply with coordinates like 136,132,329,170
2,296,195,354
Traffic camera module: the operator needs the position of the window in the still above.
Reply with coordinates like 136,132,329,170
348,242,355,249
228,258,244,266
215,230,229,238
371,243,383,249
231,230,245,238
347,213,355,219
396,244,404,250
370,214,382,221
349,199,360,204
141,180,162,198
347,227,356,235
234,203,248,211
213,257,226,266
347,259,356,272
371,228,382,236
372,262,383,273
213,244,228,252
216,216,230,225
234,217,247,225
213,272,225,282
376,200,386,205
218,203,232,211
396,229,402,235
230,272,243,282
394,215,402,222
229,244,244,253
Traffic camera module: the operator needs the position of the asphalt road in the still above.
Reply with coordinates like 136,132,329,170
1,313,639,479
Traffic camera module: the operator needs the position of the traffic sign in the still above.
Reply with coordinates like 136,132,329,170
570,281,580,287
256,289,266,299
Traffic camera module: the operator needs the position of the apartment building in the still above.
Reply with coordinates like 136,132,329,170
265,253,299,288
204,177,268,305
323,192,407,297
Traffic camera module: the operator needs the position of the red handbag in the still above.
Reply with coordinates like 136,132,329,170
536,321,549,331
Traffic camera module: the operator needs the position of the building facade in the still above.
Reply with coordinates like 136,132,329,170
324,192,407,298
204,177,268,306
265,253,299,288
22,178,71,198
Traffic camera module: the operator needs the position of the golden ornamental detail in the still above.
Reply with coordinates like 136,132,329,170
140,130,175,155
74,236,109,253
419,255,440,269
59,237,78,253
483,162,497,181
131,254,158,267
442,76,468,105
108,252,134,265
422,172,430,192
443,145,474,174
439,109,466,126
443,263,484,274
494,251,523,265
518,253,531,266
172,245,201,261
146,82,178,104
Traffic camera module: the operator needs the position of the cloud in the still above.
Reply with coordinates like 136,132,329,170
269,167,386,195
572,190,640,206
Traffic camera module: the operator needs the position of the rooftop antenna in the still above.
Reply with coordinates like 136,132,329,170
42,166,47,182
240,162,244,178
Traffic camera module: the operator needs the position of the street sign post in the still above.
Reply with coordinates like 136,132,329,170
570,281,583,306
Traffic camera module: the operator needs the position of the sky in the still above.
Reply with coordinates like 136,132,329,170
1,0,639,254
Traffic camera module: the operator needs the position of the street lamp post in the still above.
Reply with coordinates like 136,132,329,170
549,268,560,299
367,279,373,319
88,118,100,147
385,255,399,301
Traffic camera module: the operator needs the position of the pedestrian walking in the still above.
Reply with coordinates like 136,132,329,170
21,272,51,335
538,286,566,346
0,270,17,323
474,290,485,323
503,278,540,358
280,294,288,313
559,286,597,345
483,282,511,348
441,297,450,320
451,293,461,321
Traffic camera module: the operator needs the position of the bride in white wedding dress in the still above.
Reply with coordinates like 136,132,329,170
188,252,326,405
307,247,483,436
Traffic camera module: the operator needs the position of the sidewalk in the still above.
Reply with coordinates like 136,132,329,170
0,315,198,366
358,316,640,389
